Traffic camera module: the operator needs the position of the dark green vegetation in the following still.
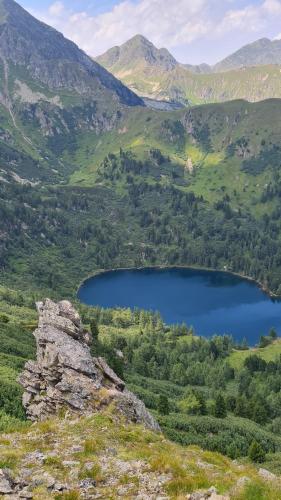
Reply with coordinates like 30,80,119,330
2,138,281,299
66,306,281,470
0,287,36,431
1,5,281,297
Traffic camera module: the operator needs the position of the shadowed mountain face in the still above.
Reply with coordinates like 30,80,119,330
0,0,143,105
0,0,144,184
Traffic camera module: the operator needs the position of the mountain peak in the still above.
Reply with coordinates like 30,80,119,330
128,33,152,45
96,34,178,72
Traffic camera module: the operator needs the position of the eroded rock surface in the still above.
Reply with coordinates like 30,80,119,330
19,299,159,431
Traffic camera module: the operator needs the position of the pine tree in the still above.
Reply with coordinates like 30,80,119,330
269,327,277,339
214,393,227,418
259,335,271,348
195,391,207,415
248,440,266,463
90,319,100,356
226,442,240,459
90,319,99,342
158,395,169,415
241,337,249,350
252,401,268,425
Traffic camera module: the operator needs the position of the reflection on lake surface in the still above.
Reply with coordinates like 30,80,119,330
78,268,281,345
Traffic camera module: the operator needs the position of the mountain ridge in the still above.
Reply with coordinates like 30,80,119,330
96,35,281,105
214,37,281,72
97,34,178,73
97,34,281,73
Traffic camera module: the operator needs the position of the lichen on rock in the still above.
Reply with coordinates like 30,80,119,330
19,299,160,431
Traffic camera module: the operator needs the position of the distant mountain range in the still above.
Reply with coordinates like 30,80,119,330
96,35,281,105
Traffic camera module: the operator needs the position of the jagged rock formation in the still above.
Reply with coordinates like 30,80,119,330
19,299,159,431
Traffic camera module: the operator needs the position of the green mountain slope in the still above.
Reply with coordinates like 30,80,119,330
0,5,280,299
2,95,281,297
0,0,142,105
96,35,281,105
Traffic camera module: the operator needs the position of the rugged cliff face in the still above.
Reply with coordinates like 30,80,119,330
19,299,159,431
0,0,144,183
0,0,143,106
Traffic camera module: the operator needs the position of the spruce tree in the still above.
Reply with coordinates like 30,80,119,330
158,395,169,415
248,440,266,463
214,393,227,418
252,401,268,425
269,327,277,339
90,319,99,342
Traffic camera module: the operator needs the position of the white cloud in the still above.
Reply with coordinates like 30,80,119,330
48,1,64,17
263,0,281,13
217,0,281,35
28,0,281,60
31,0,217,55
35,0,210,54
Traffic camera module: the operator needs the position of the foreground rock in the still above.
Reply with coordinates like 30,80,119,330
19,299,159,431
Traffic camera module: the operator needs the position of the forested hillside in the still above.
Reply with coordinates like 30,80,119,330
2,290,281,478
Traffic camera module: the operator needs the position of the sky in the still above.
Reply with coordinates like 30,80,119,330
19,0,281,65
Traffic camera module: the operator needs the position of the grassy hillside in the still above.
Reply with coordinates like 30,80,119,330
214,38,281,72
69,99,281,201
1,411,280,499
1,4,281,496
230,340,281,369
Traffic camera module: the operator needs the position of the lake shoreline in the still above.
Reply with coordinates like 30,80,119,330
77,264,279,301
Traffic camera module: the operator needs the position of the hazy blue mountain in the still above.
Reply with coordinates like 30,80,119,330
214,38,281,72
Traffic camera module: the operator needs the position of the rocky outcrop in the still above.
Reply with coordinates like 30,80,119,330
19,299,159,431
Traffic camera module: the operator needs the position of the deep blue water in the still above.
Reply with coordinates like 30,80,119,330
78,268,281,345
